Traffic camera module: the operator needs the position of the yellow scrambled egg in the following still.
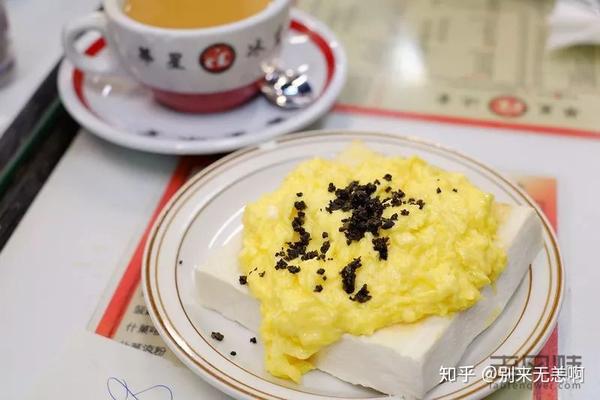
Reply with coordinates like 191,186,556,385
239,143,506,382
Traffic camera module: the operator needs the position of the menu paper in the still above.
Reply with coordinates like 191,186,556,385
298,0,600,136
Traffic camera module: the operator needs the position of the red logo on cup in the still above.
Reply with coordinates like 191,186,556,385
200,43,236,74
489,96,527,118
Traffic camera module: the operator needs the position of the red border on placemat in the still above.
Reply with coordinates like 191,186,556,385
334,103,600,141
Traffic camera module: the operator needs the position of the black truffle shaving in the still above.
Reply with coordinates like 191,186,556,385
340,257,362,294
326,181,383,242
239,275,247,285
211,332,224,341
294,200,307,210
291,215,304,231
389,190,405,207
314,284,323,293
276,196,314,262
350,284,372,303
284,229,311,261
316,268,325,275
284,206,311,261
381,219,395,229
301,250,319,261
320,240,331,255
275,259,288,270
372,237,390,260
324,178,420,245
287,265,301,274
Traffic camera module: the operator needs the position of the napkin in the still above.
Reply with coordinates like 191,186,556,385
547,0,600,49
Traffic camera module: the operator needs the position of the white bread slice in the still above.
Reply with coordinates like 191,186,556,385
195,204,542,398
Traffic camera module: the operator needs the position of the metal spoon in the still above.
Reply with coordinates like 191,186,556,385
260,66,314,109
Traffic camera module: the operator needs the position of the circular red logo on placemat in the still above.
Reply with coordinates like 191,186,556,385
489,96,527,118
199,43,236,74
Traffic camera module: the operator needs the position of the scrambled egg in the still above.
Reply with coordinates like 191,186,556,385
239,143,506,382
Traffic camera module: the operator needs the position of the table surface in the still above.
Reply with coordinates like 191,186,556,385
0,0,99,134
0,1,599,399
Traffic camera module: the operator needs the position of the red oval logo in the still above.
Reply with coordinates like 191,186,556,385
489,96,527,118
200,43,236,74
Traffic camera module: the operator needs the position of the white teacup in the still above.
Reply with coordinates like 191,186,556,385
63,0,290,113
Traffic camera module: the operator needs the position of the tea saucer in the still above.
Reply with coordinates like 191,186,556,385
57,10,346,154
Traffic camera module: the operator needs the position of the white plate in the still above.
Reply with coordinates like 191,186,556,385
143,131,563,400
57,10,346,155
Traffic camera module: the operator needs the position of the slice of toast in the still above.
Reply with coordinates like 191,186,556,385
196,204,542,398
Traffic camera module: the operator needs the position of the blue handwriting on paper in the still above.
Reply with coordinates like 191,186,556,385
107,377,174,400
